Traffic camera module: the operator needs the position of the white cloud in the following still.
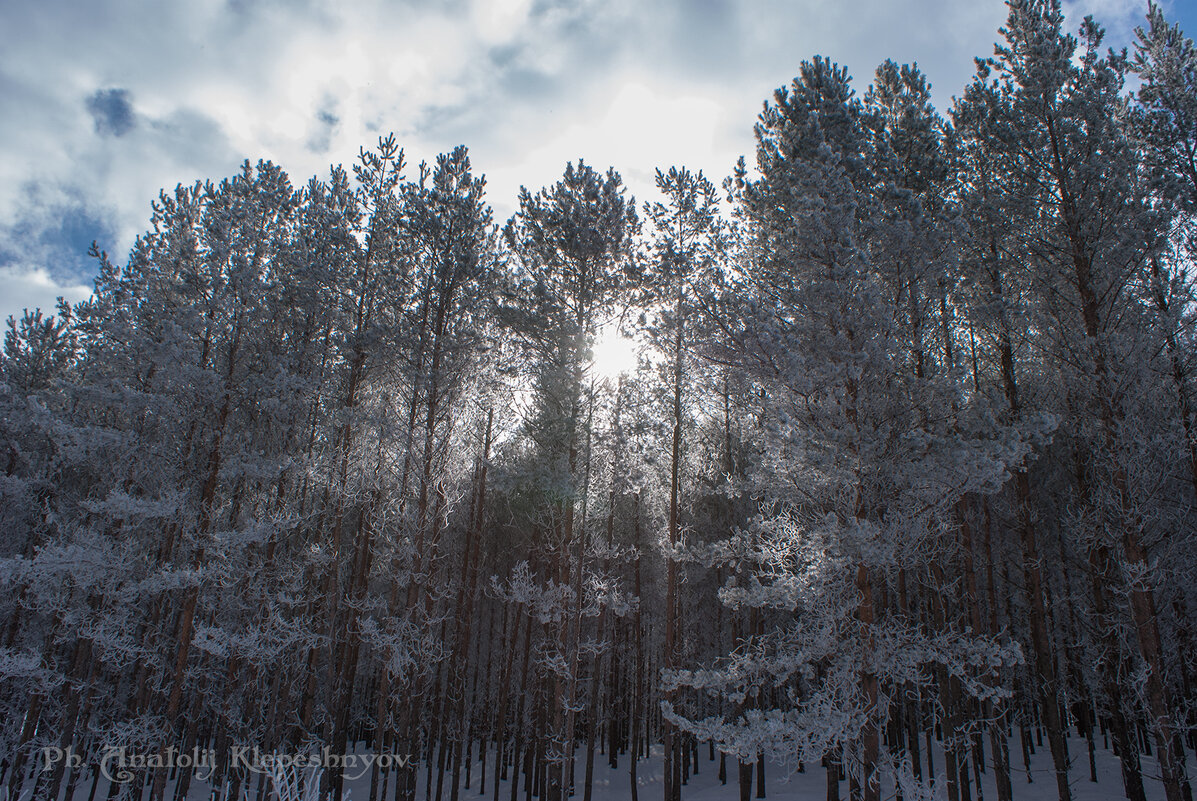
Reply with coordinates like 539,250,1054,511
1063,0,1151,43
484,77,733,214
472,0,534,45
0,266,92,326
0,0,1160,297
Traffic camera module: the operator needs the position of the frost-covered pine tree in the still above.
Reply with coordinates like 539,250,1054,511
666,57,1024,801
968,5,1193,801
641,165,724,801
500,160,640,801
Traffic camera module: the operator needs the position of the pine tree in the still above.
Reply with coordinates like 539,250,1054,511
976,4,1191,800
501,160,640,801
644,166,724,801
668,58,1022,801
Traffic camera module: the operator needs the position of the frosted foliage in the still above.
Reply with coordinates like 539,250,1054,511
271,761,329,801
0,14,1195,799
665,514,1021,767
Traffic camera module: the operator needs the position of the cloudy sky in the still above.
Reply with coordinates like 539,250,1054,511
1,0,1192,325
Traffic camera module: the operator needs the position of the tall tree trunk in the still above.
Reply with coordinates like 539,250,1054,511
856,562,881,801
664,284,685,801
990,254,1071,801
1066,219,1186,801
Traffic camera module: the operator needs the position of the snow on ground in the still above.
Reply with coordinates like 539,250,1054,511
572,736,1193,801
45,733,1196,800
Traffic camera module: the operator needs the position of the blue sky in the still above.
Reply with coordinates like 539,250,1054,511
1,0,1191,326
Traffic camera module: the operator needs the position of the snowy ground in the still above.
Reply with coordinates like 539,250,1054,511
36,734,1197,800
574,737,1193,801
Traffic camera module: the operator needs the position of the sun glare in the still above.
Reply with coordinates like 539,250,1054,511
591,325,639,380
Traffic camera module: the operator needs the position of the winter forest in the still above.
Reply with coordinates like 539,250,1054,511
2,1,1197,800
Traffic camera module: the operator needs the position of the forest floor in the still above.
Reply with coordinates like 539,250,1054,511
46,733,1197,801
574,736,1193,801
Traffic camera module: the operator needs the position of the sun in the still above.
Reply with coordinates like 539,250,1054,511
590,324,639,380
